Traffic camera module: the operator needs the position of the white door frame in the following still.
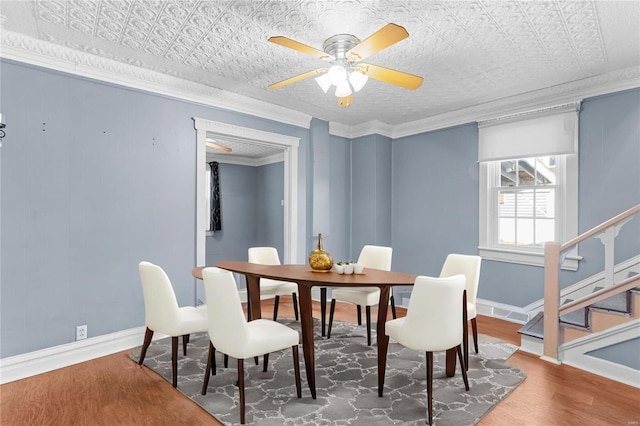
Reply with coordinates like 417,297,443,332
193,118,299,269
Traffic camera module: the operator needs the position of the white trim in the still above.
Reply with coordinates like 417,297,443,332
193,118,299,276
3,31,638,141
560,319,640,388
391,68,640,139
478,247,581,271
0,31,312,130
207,152,285,167
0,326,156,385
479,151,579,270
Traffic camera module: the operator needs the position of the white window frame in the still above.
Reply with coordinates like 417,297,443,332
478,103,581,271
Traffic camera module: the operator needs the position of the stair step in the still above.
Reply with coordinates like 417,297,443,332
560,298,588,327
590,287,631,313
518,311,544,338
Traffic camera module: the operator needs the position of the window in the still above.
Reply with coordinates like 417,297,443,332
478,103,580,270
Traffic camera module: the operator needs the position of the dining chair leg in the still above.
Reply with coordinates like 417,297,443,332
365,306,372,346
456,344,470,391
254,356,259,365
211,345,217,375
462,290,469,371
201,342,214,395
292,293,299,321
471,317,479,353
273,295,280,321
238,358,245,424
327,299,336,339
182,334,189,356
171,336,179,388
138,327,154,365
224,354,229,368
426,351,433,425
390,292,397,319
292,345,302,398
263,353,269,372
356,305,362,325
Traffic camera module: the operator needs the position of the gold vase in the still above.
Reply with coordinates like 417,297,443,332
309,233,333,272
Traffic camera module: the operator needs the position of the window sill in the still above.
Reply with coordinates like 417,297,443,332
478,246,581,271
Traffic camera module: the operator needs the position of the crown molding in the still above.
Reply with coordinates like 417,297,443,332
3,31,638,140
0,31,312,130
391,67,640,139
329,120,393,139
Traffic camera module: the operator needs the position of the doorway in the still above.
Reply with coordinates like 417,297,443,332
193,117,300,273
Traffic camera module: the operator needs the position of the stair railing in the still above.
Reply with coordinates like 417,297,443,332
542,204,640,362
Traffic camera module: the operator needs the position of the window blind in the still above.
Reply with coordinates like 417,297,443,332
478,102,580,162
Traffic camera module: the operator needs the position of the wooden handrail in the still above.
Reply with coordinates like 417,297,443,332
543,204,640,362
561,204,640,251
559,274,640,316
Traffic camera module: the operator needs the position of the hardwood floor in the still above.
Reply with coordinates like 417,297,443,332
1,298,638,425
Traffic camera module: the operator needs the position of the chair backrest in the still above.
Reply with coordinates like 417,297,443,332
439,254,481,304
248,247,281,265
138,261,180,333
357,245,393,271
403,275,466,351
202,267,249,357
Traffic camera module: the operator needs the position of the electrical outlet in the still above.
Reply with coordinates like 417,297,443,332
76,325,87,341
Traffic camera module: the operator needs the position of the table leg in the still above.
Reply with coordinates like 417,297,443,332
297,284,316,399
246,275,262,321
320,287,327,336
377,286,391,397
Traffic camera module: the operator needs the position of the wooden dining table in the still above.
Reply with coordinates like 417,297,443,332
192,262,460,399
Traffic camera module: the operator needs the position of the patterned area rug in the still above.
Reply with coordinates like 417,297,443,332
130,319,525,425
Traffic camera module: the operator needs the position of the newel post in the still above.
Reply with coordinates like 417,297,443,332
542,241,561,362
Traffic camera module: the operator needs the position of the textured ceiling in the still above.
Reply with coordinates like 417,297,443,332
1,0,639,130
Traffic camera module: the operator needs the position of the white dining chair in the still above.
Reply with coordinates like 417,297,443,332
439,253,482,370
327,245,393,346
385,274,470,425
200,267,301,424
137,261,208,388
248,247,299,321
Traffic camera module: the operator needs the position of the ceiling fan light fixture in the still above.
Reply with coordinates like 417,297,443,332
337,94,353,107
327,65,347,86
348,70,368,92
335,80,353,97
315,73,332,93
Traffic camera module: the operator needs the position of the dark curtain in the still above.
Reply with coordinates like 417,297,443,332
209,161,222,231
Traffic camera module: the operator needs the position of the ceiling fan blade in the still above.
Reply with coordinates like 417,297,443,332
346,23,409,62
268,68,328,90
268,36,335,61
356,63,423,90
206,139,232,153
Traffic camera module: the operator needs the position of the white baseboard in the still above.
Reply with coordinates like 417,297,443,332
0,326,165,385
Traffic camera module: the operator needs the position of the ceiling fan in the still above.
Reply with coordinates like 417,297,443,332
267,23,423,107
206,138,232,153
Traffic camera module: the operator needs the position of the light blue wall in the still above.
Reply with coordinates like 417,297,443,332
351,134,392,259
587,337,640,369
575,90,640,278
328,134,351,262
390,124,481,298
0,60,309,358
256,162,285,252
2,57,637,372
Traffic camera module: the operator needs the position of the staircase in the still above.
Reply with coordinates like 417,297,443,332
518,204,640,387
519,278,640,347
